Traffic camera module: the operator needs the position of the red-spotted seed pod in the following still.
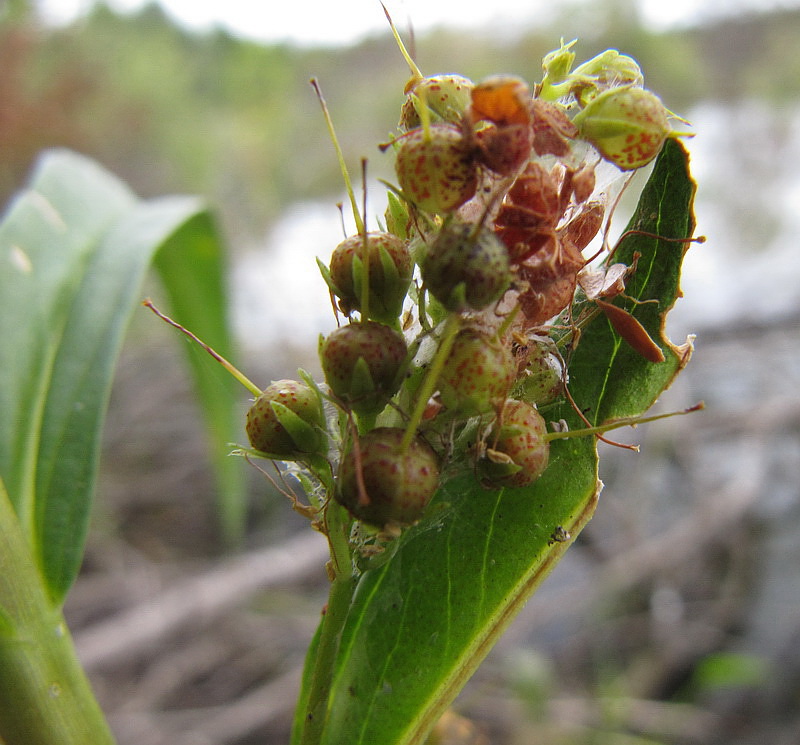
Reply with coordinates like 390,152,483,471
438,328,516,416
394,123,478,214
320,321,407,415
246,380,327,459
478,399,550,489
399,73,474,130
421,221,512,312
336,427,440,527
574,85,671,171
327,232,412,324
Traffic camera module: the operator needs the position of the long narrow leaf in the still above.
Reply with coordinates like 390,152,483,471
153,212,247,545
0,149,243,605
0,150,134,538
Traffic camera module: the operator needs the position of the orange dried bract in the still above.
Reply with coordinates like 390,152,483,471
471,75,532,126
494,161,566,264
571,164,597,204
518,272,579,328
497,162,561,229
497,226,554,264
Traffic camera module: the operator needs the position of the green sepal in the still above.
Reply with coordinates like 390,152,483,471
349,251,366,305
478,457,524,483
269,400,326,455
317,257,342,298
385,190,410,240
349,356,378,401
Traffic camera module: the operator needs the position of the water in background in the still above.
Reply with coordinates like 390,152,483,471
233,102,800,353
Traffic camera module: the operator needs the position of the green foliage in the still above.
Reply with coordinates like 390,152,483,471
0,148,243,606
291,135,696,744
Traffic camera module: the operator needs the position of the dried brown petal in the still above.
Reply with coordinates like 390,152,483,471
531,99,578,157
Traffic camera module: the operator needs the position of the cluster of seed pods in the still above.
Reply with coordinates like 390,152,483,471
245,41,678,533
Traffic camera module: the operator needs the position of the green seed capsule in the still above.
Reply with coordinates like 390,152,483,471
394,124,477,214
421,221,512,312
399,74,474,130
438,328,515,416
337,427,440,527
574,85,671,170
327,231,412,324
478,399,550,489
246,380,327,459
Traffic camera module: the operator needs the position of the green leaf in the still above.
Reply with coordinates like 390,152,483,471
152,210,247,545
0,149,135,536
566,138,697,425
304,139,697,745
0,478,116,745
0,148,243,605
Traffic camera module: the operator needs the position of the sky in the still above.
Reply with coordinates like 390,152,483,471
32,0,747,45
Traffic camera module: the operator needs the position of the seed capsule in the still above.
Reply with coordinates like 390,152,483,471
327,232,412,323
400,74,474,130
438,328,515,416
337,427,440,527
320,321,407,415
478,399,550,489
513,337,564,406
394,123,477,214
246,380,327,459
421,221,511,312
574,85,671,170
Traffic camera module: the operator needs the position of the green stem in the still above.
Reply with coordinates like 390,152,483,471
143,298,261,396
0,482,116,745
310,78,365,237
544,402,704,443
297,501,356,745
400,314,461,453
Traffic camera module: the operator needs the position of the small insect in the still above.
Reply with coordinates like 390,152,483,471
548,525,571,544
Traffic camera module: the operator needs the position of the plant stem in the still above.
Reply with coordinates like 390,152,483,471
400,313,461,453
142,298,262,396
543,402,705,443
310,78,365,237
0,482,116,745
297,501,356,745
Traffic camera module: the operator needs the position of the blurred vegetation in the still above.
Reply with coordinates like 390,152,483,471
2,0,800,247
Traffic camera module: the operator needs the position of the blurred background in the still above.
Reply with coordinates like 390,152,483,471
2,0,800,743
